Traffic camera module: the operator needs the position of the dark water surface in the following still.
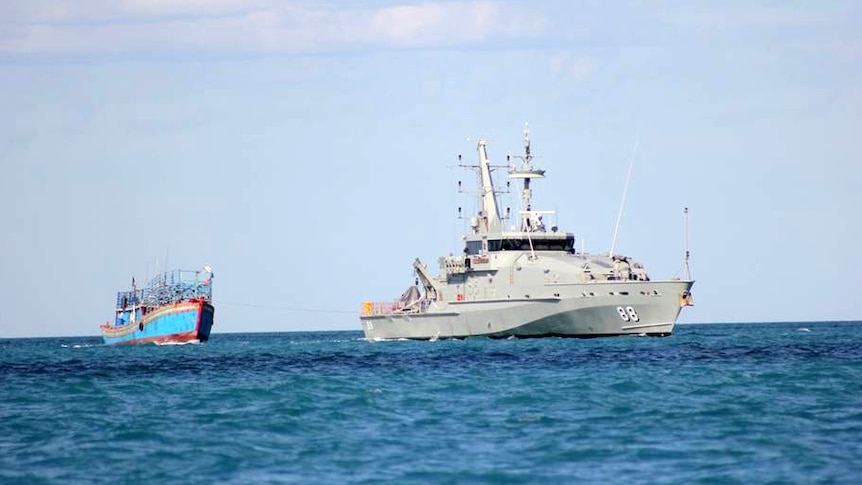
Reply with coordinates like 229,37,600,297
2,322,861,484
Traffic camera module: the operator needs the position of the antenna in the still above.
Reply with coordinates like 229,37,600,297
684,207,692,280
609,131,640,256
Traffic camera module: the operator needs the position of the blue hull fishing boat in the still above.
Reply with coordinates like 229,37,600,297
100,267,215,345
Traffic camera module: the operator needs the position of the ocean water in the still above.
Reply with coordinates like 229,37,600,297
1,322,861,485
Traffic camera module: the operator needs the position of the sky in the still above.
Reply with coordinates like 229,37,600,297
1,1,860,338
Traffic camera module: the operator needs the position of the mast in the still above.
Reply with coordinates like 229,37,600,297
508,123,546,232
477,140,501,231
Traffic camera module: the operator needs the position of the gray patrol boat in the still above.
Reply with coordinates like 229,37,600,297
361,126,694,340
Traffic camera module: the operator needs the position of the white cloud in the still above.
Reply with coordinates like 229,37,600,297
549,52,597,81
0,1,546,57
0,0,268,23
366,2,509,47
120,0,266,17
658,4,831,33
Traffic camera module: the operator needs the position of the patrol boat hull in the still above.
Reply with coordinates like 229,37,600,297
360,126,694,341
362,280,692,340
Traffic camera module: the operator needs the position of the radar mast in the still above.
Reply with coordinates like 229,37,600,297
508,123,548,232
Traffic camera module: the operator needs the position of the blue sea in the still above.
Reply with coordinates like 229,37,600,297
2,322,861,485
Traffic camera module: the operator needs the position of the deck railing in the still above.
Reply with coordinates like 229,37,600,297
116,269,212,309
361,300,429,316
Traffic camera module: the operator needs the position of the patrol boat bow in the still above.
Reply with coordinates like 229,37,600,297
360,127,694,340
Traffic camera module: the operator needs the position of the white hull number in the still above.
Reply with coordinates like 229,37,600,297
616,306,639,322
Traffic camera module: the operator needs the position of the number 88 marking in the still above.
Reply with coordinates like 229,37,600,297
616,306,639,322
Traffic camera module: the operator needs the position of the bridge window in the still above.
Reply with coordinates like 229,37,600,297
487,236,575,252
465,241,483,255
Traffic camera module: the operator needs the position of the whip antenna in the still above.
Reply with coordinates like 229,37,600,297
609,131,639,256
684,207,692,280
